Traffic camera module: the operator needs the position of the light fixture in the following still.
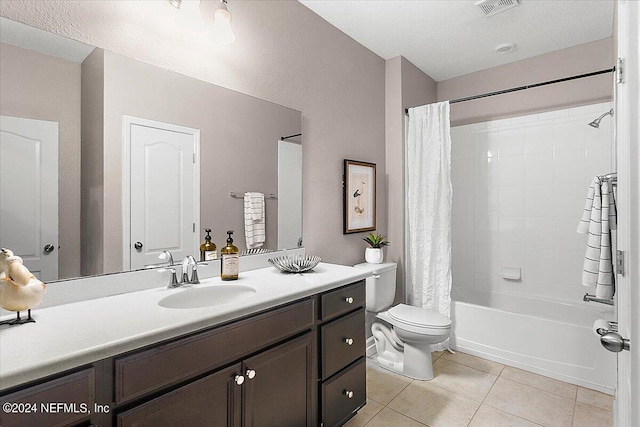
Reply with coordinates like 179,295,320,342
493,42,517,54
211,0,236,45
170,0,205,31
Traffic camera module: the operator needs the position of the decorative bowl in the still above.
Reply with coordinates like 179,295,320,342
268,255,321,273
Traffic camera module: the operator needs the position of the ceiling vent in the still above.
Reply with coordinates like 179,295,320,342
475,0,520,17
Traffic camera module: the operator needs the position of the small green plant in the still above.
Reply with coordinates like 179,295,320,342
363,233,390,248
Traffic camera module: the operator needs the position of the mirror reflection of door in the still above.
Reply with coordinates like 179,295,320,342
0,116,58,281
125,117,200,270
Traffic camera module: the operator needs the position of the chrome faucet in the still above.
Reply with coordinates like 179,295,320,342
181,255,201,285
155,250,181,288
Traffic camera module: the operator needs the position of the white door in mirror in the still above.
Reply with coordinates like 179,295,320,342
0,116,58,281
128,119,199,270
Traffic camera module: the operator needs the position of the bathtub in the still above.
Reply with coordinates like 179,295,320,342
450,287,616,394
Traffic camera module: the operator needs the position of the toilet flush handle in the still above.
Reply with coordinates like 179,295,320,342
373,274,380,279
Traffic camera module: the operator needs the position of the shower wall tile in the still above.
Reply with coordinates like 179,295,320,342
499,155,525,186
524,123,554,153
498,128,525,156
525,152,554,185
451,102,613,303
554,119,586,151
554,150,586,184
498,186,525,216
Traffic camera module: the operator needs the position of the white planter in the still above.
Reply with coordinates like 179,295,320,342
365,247,384,264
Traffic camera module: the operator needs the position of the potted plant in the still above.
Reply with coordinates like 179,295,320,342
363,233,389,264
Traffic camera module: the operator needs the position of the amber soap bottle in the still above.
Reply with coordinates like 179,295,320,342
220,230,239,280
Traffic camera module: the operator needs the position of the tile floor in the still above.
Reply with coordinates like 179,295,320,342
346,351,614,427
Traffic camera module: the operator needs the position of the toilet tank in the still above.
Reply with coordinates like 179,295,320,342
354,262,397,312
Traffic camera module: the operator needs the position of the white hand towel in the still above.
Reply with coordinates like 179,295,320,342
578,177,616,298
244,192,265,249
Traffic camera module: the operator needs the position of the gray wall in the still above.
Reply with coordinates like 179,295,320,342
438,38,614,126
0,42,81,279
0,0,387,268
80,48,105,276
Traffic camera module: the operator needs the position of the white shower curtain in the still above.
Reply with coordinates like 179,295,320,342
406,101,452,351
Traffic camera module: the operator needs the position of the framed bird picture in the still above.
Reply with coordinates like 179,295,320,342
343,159,376,234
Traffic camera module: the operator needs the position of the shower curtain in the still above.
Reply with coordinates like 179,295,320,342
406,101,452,351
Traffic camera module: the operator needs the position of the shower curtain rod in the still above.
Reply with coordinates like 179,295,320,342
280,133,302,141
404,67,615,114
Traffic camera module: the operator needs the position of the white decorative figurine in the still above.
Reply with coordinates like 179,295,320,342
0,248,46,325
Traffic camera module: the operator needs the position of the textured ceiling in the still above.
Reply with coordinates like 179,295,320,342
0,16,94,63
299,0,615,81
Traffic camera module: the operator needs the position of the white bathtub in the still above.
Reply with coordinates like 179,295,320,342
450,287,616,394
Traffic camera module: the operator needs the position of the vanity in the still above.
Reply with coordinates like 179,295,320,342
0,263,369,427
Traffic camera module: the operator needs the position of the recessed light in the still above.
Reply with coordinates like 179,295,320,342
493,42,517,54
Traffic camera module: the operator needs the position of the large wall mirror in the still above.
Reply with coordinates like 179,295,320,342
0,17,303,282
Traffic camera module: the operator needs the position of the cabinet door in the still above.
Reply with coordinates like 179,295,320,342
116,363,241,427
242,333,316,427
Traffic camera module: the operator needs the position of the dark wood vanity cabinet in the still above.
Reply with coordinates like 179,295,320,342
0,280,366,427
318,281,367,427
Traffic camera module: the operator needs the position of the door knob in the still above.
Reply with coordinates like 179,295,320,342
234,375,245,385
43,244,55,254
134,242,143,250
246,369,256,379
600,332,630,352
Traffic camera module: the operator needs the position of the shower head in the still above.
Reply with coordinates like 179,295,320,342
588,109,614,128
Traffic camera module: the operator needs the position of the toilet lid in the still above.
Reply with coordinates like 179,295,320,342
388,304,451,328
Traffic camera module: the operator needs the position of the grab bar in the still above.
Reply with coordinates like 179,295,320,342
583,293,614,306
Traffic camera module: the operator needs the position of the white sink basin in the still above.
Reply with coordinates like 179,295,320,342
158,285,257,309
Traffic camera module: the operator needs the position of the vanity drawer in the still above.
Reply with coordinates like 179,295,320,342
0,368,95,427
321,358,366,427
320,280,365,321
115,298,314,404
320,308,365,380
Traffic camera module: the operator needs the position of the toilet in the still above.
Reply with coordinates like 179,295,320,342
354,262,451,380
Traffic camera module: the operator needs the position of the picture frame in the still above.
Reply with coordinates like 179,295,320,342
343,159,376,234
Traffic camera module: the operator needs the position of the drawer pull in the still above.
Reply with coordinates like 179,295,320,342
246,369,256,379
345,296,354,304
344,390,354,399
235,375,245,385
344,338,354,346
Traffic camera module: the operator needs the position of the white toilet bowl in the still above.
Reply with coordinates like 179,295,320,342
354,262,452,381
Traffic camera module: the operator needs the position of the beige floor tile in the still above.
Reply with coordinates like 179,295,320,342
429,358,498,402
432,350,445,361
343,399,384,427
500,366,577,399
484,377,574,427
366,361,413,405
572,401,613,427
576,387,614,411
469,405,541,427
388,381,480,427
441,351,505,375
364,407,427,427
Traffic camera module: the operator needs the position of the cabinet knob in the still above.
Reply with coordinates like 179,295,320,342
246,369,256,379
344,390,354,399
345,297,354,304
344,338,354,346
234,375,245,385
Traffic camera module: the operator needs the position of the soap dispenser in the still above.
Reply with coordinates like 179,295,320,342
220,230,239,280
200,228,217,261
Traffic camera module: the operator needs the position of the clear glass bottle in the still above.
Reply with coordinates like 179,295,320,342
220,230,239,280
200,228,217,262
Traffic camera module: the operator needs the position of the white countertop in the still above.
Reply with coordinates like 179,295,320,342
0,263,369,391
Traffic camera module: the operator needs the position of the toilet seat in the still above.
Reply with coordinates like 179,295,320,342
387,304,451,334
